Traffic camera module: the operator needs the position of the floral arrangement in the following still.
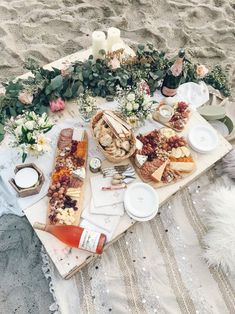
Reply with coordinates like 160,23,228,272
4,112,54,162
77,91,97,122
0,43,231,143
117,81,156,127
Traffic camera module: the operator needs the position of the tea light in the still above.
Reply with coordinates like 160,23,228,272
15,167,39,189
92,31,106,60
107,27,121,51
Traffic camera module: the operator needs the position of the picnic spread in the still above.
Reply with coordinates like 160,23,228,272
0,28,234,313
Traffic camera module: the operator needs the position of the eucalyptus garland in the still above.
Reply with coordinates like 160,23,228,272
0,43,231,143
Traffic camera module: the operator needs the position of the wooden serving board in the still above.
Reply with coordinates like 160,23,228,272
46,130,88,226
20,48,232,279
153,102,191,132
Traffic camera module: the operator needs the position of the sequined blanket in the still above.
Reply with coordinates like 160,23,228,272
44,168,235,314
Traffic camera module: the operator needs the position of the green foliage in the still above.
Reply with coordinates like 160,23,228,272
0,43,231,144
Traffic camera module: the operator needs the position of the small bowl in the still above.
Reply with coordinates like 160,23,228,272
157,105,174,123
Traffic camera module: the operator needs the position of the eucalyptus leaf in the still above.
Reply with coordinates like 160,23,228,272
50,75,63,90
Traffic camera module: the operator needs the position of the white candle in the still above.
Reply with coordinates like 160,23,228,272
107,27,121,51
92,31,106,60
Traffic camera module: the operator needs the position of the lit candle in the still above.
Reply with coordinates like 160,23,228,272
92,31,106,60
107,27,121,51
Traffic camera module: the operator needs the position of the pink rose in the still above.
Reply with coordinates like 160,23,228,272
196,64,209,78
49,97,65,112
138,80,150,96
18,91,33,105
108,57,120,70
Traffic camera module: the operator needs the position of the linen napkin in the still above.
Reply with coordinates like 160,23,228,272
81,201,121,233
89,197,124,216
90,175,125,208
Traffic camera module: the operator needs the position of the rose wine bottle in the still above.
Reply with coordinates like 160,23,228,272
34,222,106,254
161,48,185,97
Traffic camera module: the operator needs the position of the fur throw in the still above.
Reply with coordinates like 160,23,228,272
217,149,235,180
203,186,235,274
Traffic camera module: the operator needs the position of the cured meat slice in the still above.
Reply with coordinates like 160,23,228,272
58,128,74,149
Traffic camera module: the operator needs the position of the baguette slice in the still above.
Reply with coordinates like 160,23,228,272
170,161,195,173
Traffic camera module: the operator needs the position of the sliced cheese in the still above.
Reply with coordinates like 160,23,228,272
170,161,195,173
135,154,148,168
151,160,168,182
72,167,86,181
181,146,191,157
160,127,176,139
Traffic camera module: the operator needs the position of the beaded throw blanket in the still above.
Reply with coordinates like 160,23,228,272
43,168,235,314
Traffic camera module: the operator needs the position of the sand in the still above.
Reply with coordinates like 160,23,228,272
0,0,234,313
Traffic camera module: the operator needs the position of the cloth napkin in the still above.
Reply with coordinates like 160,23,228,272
81,201,121,232
90,175,125,208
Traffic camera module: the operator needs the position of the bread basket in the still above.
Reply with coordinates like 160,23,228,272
91,110,136,163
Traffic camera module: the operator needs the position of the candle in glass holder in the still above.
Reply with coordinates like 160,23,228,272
107,27,121,51
92,31,106,60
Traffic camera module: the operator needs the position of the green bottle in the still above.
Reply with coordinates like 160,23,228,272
161,48,185,97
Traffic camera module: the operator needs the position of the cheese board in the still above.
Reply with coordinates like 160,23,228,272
47,128,88,226
132,127,196,188
153,100,191,131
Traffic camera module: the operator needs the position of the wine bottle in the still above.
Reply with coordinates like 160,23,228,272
161,48,185,97
34,222,106,254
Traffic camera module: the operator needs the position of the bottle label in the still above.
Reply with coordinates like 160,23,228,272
162,86,177,97
78,229,100,253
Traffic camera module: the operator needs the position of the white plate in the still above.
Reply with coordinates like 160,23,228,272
124,182,159,219
209,120,229,137
14,167,39,189
188,125,218,154
125,206,158,222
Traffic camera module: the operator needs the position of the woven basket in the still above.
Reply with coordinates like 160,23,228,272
91,110,136,163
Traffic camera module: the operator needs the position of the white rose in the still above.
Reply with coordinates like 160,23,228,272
15,118,25,126
25,121,35,130
15,125,23,137
86,106,92,113
127,93,135,102
126,102,133,111
132,103,139,110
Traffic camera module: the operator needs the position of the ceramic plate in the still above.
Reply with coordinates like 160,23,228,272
15,167,39,189
125,206,158,222
209,120,229,137
188,125,218,153
124,182,159,219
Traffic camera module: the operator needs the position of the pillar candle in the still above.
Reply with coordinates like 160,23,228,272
92,31,106,60
107,27,121,51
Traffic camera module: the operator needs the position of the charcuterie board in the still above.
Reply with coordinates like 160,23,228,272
132,127,196,188
153,100,191,131
47,128,88,226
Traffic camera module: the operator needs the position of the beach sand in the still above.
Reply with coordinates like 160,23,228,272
0,0,234,313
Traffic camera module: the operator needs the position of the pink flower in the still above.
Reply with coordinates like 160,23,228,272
49,97,65,112
196,64,209,78
138,80,150,96
18,91,33,105
108,57,120,70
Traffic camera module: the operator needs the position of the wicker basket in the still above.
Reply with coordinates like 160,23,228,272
91,110,136,163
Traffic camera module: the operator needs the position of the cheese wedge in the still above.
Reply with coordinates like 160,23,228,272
135,154,148,168
151,160,168,182
72,167,86,181
170,161,195,173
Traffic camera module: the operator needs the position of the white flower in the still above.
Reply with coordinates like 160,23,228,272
126,102,133,111
38,117,45,126
15,118,25,126
29,112,37,120
25,120,35,130
127,93,135,102
86,106,92,113
15,125,23,137
147,113,152,119
133,103,139,110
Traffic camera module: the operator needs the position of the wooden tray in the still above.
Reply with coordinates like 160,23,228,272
46,130,88,226
131,129,196,188
153,101,191,132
